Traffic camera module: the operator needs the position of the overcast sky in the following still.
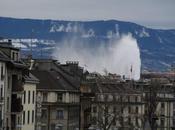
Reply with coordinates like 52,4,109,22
0,0,175,29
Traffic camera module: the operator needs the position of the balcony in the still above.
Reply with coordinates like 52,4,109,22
11,95,23,113
12,75,23,93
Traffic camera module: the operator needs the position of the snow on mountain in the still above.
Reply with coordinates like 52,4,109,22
139,27,150,38
0,17,175,71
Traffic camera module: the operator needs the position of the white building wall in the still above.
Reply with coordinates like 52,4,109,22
21,83,36,130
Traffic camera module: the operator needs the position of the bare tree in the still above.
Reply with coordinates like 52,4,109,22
144,79,160,130
90,75,134,130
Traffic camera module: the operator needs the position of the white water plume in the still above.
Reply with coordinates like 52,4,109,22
52,34,141,80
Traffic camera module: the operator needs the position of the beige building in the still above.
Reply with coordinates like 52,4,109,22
21,73,39,130
80,73,144,130
136,76,175,130
26,59,83,130
80,73,175,130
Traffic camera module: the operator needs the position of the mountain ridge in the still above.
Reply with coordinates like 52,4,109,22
0,16,175,71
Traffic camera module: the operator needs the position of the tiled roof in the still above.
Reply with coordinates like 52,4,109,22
23,73,39,84
31,70,80,92
0,50,10,62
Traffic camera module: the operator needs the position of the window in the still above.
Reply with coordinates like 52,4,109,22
28,91,30,104
8,76,10,89
32,110,34,123
136,107,139,114
56,110,64,119
28,111,30,124
121,107,124,114
120,96,123,102
1,66,4,80
135,96,138,102
7,97,9,110
128,117,131,125
0,86,3,99
32,91,35,104
41,109,47,119
24,91,26,104
23,111,25,124
43,93,47,102
57,93,62,102
128,106,131,113
161,103,165,109
92,106,97,113
6,118,8,128
16,53,18,61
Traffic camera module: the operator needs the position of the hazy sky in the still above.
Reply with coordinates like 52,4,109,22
0,0,175,29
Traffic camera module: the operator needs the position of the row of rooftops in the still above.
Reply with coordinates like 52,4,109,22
0,39,174,93
0,39,83,91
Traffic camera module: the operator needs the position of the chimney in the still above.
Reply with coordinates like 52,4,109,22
8,39,12,43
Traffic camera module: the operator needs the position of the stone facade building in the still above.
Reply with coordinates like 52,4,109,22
0,40,38,130
0,40,26,130
26,59,83,130
21,73,39,130
0,39,174,130
80,73,145,130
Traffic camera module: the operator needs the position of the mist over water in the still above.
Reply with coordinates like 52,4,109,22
52,34,141,80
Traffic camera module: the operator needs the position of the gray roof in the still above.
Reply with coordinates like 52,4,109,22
23,73,39,84
0,50,10,62
31,70,80,92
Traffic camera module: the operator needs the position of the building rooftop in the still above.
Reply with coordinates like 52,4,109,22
23,73,39,84
31,70,80,92
83,74,140,94
0,50,10,61
0,39,19,50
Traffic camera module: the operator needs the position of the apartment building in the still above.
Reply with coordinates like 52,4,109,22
80,73,145,130
25,59,83,130
21,73,39,130
0,40,27,130
137,74,175,130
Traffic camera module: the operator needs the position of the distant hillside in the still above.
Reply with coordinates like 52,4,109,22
0,17,175,71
